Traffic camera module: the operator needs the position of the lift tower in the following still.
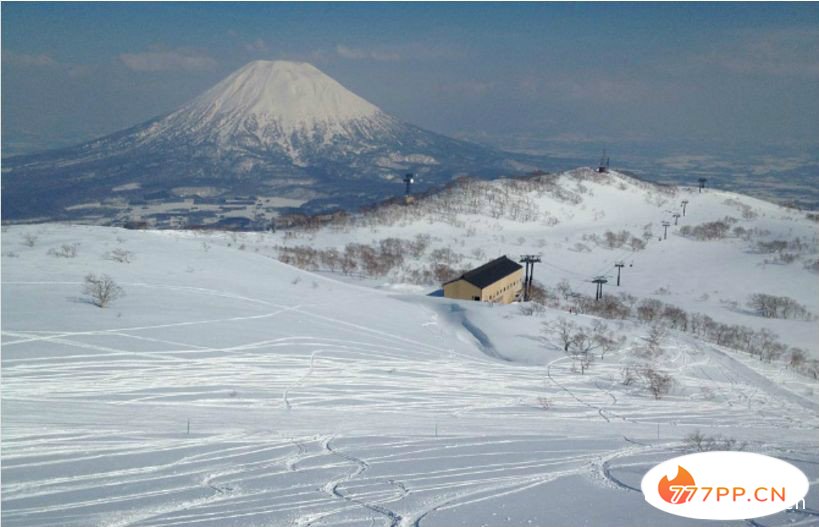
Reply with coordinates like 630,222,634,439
519,255,541,302
614,262,625,286
592,276,608,301
597,150,610,173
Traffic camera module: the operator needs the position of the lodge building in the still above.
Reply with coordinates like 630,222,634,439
442,256,524,304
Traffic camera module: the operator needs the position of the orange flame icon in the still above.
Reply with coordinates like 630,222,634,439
658,465,696,504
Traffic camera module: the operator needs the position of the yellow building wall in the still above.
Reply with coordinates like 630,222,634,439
443,279,482,301
443,268,524,304
480,268,524,304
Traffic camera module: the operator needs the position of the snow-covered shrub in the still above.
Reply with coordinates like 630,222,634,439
604,230,645,251
431,263,460,283
679,221,730,240
536,397,552,410
276,245,321,270
21,233,38,247
685,430,746,452
545,319,622,372
733,226,750,239
582,230,646,251
756,240,789,253
527,281,553,306
636,299,663,322
773,252,798,264
574,294,632,320
519,302,546,316
105,248,134,263
429,247,462,267
723,198,758,220
83,273,125,308
660,305,689,331
747,293,814,320
788,348,807,370
48,243,79,258
617,292,638,308
629,237,647,251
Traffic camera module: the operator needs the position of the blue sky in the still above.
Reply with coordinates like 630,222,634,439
3,2,819,161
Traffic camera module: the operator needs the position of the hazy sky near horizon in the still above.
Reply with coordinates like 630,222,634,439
3,2,818,157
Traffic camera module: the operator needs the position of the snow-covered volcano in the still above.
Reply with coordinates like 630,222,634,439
2,60,546,223
187,60,382,124
145,60,392,165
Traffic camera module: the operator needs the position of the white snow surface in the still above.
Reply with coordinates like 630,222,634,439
2,221,818,527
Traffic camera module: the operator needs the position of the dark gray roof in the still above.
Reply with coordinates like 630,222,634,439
447,256,523,289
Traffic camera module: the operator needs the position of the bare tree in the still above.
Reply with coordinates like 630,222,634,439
543,319,594,373
83,274,125,308
569,332,595,374
544,319,621,373
549,318,576,352
643,368,672,399
591,320,623,359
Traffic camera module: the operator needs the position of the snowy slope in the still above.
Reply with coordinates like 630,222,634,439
264,168,819,355
2,224,818,526
1,61,543,222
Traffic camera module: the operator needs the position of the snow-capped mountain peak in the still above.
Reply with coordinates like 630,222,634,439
138,60,397,164
177,60,383,133
3,60,540,222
